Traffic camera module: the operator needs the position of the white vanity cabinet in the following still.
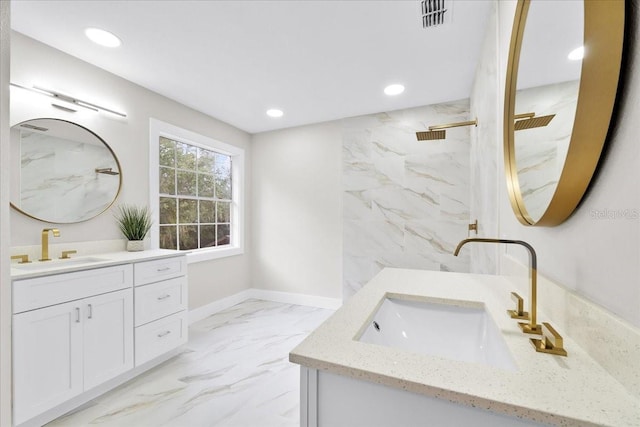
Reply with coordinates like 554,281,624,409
12,265,134,426
11,252,188,427
133,257,188,366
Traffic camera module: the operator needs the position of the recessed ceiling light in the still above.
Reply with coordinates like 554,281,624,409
384,84,405,96
568,46,584,61
266,109,284,118
85,27,122,48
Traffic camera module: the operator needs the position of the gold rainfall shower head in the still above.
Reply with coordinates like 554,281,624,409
514,112,555,131
416,129,446,140
416,119,478,141
95,167,120,176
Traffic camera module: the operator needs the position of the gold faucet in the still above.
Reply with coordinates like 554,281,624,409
453,238,542,335
40,228,60,261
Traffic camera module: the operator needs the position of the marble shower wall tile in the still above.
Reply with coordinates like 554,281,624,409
469,0,499,274
342,100,471,299
19,131,119,222
514,79,579,221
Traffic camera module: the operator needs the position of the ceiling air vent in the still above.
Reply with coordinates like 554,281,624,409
421,0,451,28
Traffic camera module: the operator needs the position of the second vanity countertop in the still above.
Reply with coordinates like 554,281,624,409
289,268,640,427
10,249,185,280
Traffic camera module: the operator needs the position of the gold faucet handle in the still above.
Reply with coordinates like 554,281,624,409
11,254,31,264
530,322,568,356
507,292,529,320
59,250,77,260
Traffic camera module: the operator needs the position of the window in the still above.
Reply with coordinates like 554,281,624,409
149,119,244,262
158,137,232,250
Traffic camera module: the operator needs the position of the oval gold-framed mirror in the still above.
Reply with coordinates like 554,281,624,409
504,0,624,226
10,118,122,223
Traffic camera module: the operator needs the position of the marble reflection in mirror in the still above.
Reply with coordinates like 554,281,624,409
10,118,121,223
513,0,583,222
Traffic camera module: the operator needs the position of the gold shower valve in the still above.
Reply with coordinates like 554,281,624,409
468,220,478,235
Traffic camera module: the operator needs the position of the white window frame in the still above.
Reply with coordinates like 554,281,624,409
149,118,244,263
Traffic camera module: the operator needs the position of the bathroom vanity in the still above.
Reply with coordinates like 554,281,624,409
290,268,640,427
11,250,188,427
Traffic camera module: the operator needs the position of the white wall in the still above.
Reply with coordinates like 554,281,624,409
0,3,11,425
251,121,343,299
472,0,640,328
10,32,253,308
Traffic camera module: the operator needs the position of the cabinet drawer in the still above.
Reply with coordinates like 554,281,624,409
135,310,187,366
134,256,187,286
135,277,187,327
13,264,133,314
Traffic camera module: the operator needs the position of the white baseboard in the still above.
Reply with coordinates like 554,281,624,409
188,289,253,324
189,288,342,324
248,289,342,310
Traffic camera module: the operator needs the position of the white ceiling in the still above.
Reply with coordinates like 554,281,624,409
11,0,492,133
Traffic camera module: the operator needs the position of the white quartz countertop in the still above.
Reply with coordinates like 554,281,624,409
290,268,640,427
10,249,185,280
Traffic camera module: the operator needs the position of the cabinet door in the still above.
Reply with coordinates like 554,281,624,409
83,289,134,390
13,301,83,425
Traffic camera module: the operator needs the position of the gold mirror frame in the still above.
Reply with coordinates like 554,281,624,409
504,0,624,226
10,118,123,224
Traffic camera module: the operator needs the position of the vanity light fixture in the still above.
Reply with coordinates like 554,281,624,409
10,83,127,118
85,27,122,48
567,46,584,61
384,84,405,96
266,109,284,118
416,118,477,141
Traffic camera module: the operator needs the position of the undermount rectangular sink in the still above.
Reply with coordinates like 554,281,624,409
12,257,111,271
358,296,517,371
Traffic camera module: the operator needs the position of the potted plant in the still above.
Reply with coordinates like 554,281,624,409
114,205,153,251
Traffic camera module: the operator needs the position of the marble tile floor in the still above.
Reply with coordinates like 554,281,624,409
47,299,334,427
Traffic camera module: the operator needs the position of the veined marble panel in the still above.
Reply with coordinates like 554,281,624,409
404,219,468,256
469,1,499,274
48,299,333,427
342,100,471,296
343,219,404,256
514,79,579,221
18,131,119,222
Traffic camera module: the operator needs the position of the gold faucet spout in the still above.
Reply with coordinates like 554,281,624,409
453,238,542,335
40,228,60,261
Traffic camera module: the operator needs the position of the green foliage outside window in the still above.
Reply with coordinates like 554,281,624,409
159,137,232,250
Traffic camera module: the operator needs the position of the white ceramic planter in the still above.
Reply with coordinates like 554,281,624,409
126,240,144,252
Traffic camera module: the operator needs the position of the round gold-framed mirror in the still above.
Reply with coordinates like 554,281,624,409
504,0,624,226
10,118,122,223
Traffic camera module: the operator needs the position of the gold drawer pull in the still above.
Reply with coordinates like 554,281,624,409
157,294,171,301
157,330,171,338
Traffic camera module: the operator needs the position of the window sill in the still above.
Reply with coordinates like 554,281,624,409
186,246,244,264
